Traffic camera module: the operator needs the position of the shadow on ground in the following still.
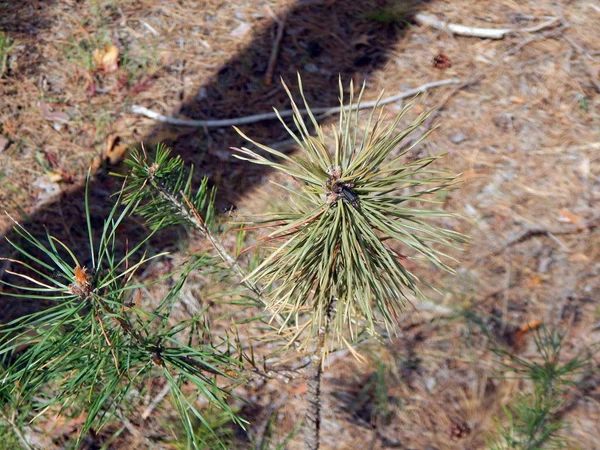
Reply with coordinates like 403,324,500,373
0,0,430,318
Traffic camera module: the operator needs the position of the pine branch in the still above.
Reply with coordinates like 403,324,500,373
233,75,466,342
0,182,243,449
123,145,288,327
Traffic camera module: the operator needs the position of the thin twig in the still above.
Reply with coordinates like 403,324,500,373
522,17,562,33
141,383,172,419
129,78,461,128
304,332,324,450
415,13,510,39
484,214,600,259
141,21,160,37
143,171,288,328
507,30,562,55
414,13,559,39
264,8,285,86
561,33,600,93
0,410,36,450
182,194,262,297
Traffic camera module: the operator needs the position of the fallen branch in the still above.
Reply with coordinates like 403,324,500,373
130,78,461,128
414,13,559,39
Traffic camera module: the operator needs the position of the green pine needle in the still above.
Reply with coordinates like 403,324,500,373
0,177,241,449
233,74,466,342
122,143,216,231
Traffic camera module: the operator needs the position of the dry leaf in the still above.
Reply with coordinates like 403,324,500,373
48,171,64,183
558,207,582,224
107,144,128,164
39,101,70,123
512,319,543,348
433,53,452,70
510,96,525,104
93,44,119,73
105,134,128,164
525,274,543,287
518,319,542,334
568,253,589,263
32,176,61,203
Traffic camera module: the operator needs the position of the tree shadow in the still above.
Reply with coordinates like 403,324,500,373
0,0,432,319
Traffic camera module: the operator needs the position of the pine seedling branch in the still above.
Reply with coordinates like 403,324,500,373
233,75,465,344
0,180,244,449
491,327,596,450
1,74,465,449
230,75,465,449
123,144,266,302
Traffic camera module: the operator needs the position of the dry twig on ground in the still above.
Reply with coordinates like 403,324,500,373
414,13,559,39
561,33,600,93
264,7,286,86
129,78,461,128
485,214,600,258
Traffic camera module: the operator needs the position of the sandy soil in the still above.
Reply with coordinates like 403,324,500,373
1,0,599,448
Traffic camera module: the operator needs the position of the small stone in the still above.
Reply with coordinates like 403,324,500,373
230,22,251,38
33,175,61,202
0,136,9,152
425,377,436,392
449,131,467,144
196,87,208,100
303,63,319,73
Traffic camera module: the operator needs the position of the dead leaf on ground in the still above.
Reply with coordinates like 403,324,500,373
93,44,119,73
433,53,452,70
558,208,583,225
525,273,543,287
39,102,70,123
568,253,589,263
510,319,543,348
105,134,129,164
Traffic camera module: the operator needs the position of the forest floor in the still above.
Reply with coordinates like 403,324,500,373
1,0,599,449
